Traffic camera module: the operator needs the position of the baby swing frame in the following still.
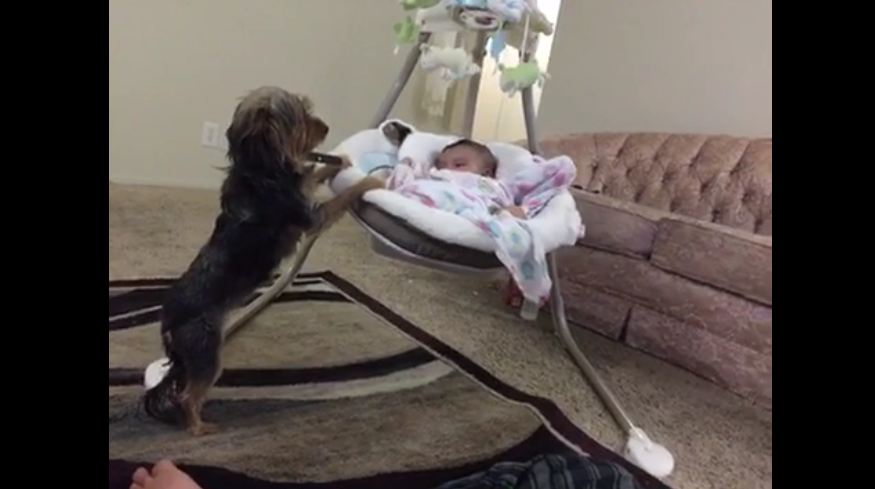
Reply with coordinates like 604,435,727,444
148,26,673,479
363,32,641,435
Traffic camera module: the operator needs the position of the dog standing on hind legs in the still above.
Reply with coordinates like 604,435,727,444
143,86,383,436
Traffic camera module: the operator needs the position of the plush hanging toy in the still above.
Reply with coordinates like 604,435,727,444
498,61,549,95
488,29,508,67
419,44,482,81
487,30,509,76
393,16,421,54
485,0,530,72
394,16,420,44
400,0,442,10
486,0,529,23
456,0,489,8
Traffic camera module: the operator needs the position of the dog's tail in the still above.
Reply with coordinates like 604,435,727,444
142,347,185,425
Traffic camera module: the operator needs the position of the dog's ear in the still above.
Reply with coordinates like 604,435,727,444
382,121,413,147
226,108,296,169
226,89,320,173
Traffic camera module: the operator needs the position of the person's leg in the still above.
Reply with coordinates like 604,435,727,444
130,460,202,489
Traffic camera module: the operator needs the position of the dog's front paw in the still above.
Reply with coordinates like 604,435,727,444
339,154,353,170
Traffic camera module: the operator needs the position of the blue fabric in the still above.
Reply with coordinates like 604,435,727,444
489,30,507,61
359,152,399,175
457,0,489,8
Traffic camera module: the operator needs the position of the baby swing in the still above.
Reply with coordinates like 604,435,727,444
145,0,674,479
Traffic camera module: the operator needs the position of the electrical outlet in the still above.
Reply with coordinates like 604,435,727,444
201,122,220,147
215,128,229,151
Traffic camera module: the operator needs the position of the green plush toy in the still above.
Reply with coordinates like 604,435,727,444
393,16,420,44
400,0,441,10
498,61,550,96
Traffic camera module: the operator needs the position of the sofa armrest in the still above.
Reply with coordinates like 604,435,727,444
651,219,772,305
572,190,664,259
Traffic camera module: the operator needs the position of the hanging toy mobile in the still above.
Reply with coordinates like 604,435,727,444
419,44,482,81
393,16,420,54
400,0,442,10
498,60,549,95
390,0,551,90
494,9,550,95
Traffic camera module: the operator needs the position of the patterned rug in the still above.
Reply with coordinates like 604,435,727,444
109,271,668,489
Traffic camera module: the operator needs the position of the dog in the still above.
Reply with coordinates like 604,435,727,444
143,86,384,435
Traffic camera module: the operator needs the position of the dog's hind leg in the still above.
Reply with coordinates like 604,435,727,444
174,316,223,436
182,380,220,436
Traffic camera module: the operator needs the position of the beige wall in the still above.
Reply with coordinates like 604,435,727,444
110,0,419,188
111,0,771,189
538,0,772,138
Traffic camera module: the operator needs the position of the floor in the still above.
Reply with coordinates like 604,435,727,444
109,183,772,489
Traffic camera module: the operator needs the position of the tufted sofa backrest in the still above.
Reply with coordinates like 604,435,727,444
538,133,772,236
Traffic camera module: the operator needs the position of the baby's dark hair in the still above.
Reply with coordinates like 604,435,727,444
442,139,499,176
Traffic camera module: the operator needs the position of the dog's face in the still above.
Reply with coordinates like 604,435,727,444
226,86,328,173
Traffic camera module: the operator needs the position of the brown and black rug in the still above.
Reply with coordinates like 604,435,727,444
109,271,669,489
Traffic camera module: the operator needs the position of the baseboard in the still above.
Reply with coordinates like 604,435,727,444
109,174,221,190
109,176,339,201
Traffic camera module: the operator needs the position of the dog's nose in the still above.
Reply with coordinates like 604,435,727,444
316,119,329,139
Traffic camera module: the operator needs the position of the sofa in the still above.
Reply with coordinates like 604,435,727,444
538,133,772,405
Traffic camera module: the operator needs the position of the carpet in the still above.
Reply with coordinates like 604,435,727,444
109,271,669,489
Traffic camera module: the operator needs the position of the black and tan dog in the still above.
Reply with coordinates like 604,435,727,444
143,86,383,435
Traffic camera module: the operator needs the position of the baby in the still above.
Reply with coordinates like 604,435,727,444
385,137,577,304
435,139,496,175
387,139,527,218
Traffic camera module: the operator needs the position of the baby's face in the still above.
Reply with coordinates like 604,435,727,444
436,145,491,175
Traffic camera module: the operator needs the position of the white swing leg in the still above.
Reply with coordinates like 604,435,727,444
519,74,638,432
520,68,674,477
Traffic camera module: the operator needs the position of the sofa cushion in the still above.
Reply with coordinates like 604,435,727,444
557,247,772,355
626,306,772,404
572,190,661,258
651,219,772,305
560,280,633,339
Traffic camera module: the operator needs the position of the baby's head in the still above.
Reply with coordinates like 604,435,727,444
436,139,498,177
